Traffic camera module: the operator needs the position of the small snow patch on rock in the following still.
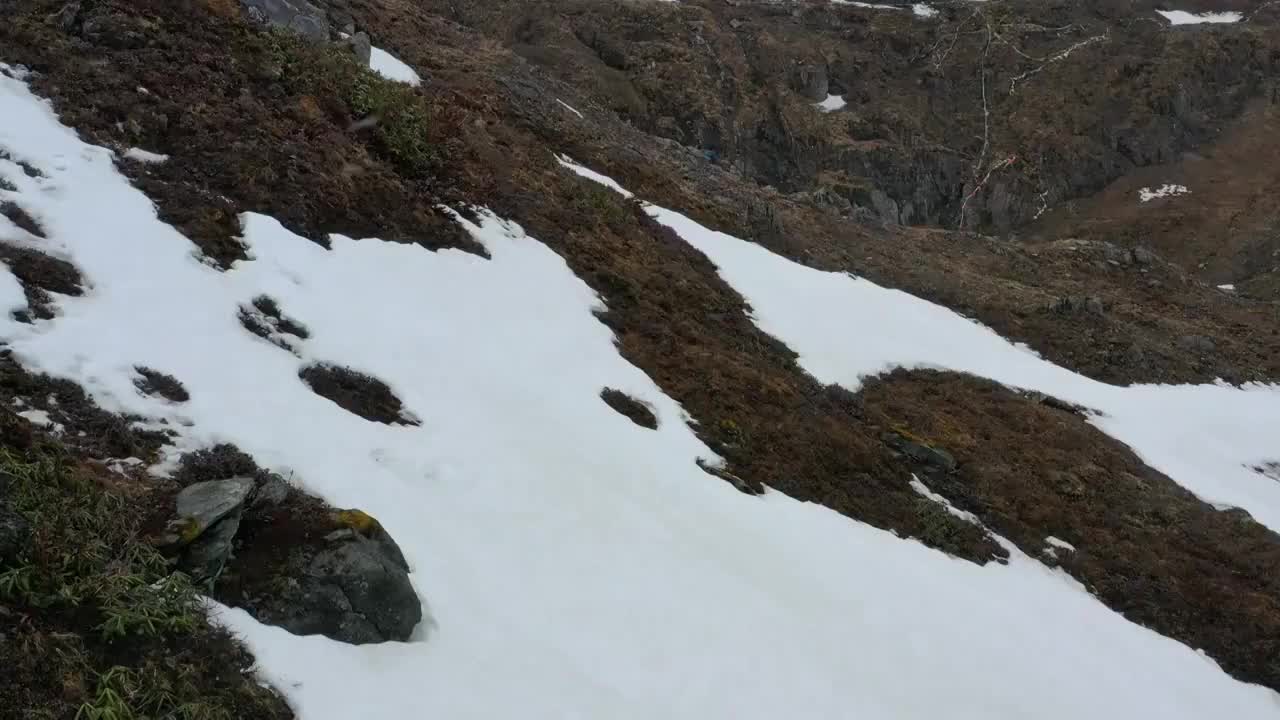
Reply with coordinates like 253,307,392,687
556,99,584,119
816,94,847,113
1157,10,1242,25
369,47,421,86
123,147,169,164
1138,184,1189,202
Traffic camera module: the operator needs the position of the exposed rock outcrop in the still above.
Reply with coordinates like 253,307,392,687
240,0,328,42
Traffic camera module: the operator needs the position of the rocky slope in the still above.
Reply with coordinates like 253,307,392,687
1,0,1279,717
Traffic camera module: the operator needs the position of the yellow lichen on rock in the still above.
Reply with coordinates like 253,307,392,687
332,508,382,535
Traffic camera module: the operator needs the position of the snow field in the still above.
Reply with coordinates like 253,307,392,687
2,66,1279,719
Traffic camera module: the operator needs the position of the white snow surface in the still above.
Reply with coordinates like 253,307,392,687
1157,9,1243,24
122,147,169,164
369,46,421,86
816,94,847,112
561,157,1280,537
1045,536,1077,552
1139,183,1190,202
4,67,1280,719
555,98,584,119
831,0,938,15
17,408,55,428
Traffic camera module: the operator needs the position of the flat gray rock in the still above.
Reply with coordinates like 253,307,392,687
176,477,255,540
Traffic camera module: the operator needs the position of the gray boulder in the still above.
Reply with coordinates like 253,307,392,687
175,477,255,540
181,510,243,583
251,474,292,509
169,477,255,583
345,31,372,67
792,63,829,102
239,0,328,42
267,533,423,644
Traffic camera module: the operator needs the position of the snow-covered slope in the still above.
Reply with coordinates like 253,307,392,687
561,157,1280,537
4,68,1280,719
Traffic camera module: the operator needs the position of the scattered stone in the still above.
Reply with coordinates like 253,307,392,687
182,510,244,582
1022,391,1089,415
344,31,372,66
791,63,829,102
884,431,957,473
1102,244,1132,266
1131,247,1157,265
46,1,81,31
239,0,328,42
251,474,292,508
172,477,255,544
695,458,762,494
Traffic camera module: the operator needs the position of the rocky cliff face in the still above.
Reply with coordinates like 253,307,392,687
425,0,1279,237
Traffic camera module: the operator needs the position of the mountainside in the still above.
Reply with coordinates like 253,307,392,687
1,0,1279,718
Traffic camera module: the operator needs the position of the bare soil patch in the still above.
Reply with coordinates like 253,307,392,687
133,366,190,403
0,242,83,320
600,388,658,429
299,362,419,426
0,200,45,238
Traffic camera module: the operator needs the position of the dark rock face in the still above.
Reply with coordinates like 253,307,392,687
240,0,328,42
345,31,372,67
791,63,829,102
183,510,245,583
171,477,255,582
261,530,423,644
446,0,1279,232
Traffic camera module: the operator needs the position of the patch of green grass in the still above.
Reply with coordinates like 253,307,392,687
0,442,288,719
913,497,971,554
0,448,198,639
265,31,440,177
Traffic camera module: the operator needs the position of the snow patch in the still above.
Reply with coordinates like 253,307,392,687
831,1,938,17
909,476,984,527
0,264,27,316
557,155,634,197
17,407,64,433
556,99,585,119
369,46,421,86
1044,535,1075,550
816,94,847,112
122,147,169,164
1157,9,1243,25
1217,284,1236,292
1139,184,1190,202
